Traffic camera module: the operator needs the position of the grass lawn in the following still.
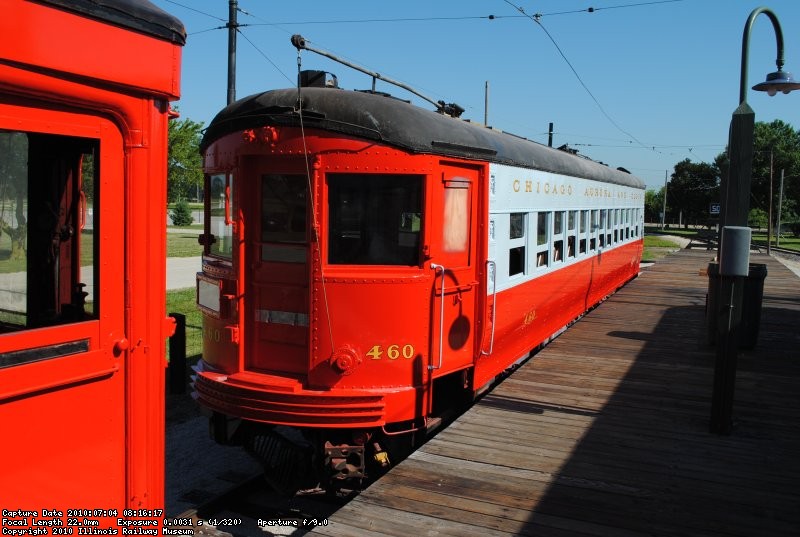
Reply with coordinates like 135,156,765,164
644,235,683,248
164,231,203,361
1,228,199,274
645,225,800,253
642,234,683,263
166,231,203,257
751,231,800,251
644,225,697,237
166,287,203,360
0,230,25,273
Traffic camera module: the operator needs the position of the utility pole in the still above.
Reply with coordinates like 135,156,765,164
548,122,553,147
661,170,668,230
777,169,784,247
227,0,238,105
767,150,773,255
484,81,489,125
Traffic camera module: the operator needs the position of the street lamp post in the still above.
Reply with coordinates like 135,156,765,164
710,7,800,435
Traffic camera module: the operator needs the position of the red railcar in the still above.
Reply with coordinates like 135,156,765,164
194,71,644,493
0,0,184,513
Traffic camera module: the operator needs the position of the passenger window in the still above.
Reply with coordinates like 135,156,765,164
579,210,587,255
536,212,549,268
328,174,422,265
509,212,526,276
553,239,563,262
553,211,564,263
599,210,607,248
537,212,548,247
565,210,575,258
0,131,98,334
510,212,525,239
625,209,631,239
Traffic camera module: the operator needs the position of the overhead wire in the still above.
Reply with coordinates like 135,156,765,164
167,0,710,167
540,0,685,17
222,1,687,27
160,0,225,22
501,0,659,155
235,29,295,86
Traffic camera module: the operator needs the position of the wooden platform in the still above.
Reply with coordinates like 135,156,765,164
309,250,800,537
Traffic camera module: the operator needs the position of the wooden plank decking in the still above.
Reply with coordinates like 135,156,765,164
309,250,800,537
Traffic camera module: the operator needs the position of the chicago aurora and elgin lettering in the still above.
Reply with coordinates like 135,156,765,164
510,177,643,201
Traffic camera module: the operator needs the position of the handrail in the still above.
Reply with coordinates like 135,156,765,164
0,365,118,403
482,259,497,355
79,190,87,231
223,179,232,225
430,263,445,371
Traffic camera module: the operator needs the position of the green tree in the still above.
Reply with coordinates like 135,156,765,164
748,207,768,229
0,132,29,260
170,198,194,226
667,159,720,227
81,152,94,203
645,188,664,224
716,120,800,230
168,116,204,203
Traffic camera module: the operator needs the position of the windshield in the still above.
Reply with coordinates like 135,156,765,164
328,173,422,266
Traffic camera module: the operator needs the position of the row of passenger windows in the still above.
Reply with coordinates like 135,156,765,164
503,208,642,277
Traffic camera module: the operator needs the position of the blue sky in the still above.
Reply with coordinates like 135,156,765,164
153,0,800,190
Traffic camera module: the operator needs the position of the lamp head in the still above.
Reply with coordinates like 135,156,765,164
753,69,800,95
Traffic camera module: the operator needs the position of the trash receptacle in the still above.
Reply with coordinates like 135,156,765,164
706,262,767,349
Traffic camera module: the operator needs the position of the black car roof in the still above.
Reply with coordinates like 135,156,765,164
37,0,186,45
202,87,645,189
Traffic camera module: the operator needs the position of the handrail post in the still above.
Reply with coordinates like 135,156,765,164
430,264,445,371
482,260,497,356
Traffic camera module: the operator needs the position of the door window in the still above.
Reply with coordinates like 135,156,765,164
261,174,307,263
0,131,97,343
262,174,307,244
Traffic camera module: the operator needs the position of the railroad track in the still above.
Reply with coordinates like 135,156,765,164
762,244,800,258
